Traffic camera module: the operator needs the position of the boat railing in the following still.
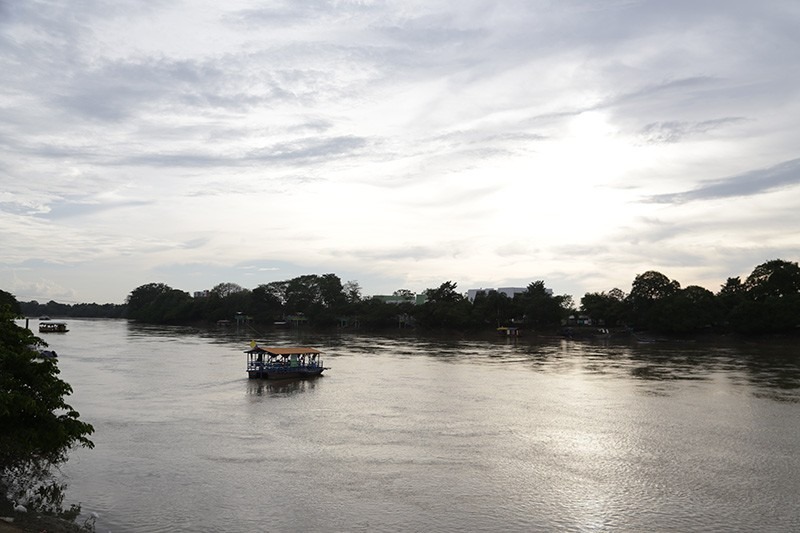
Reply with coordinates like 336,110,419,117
246,358,324,371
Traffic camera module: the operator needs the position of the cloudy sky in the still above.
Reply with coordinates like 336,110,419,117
1,0,799,305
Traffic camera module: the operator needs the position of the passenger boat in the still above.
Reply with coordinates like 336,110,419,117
39,321,69,333
497,326,521,337
245,345,328,379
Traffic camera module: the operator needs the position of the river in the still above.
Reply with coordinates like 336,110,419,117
25,319,800,532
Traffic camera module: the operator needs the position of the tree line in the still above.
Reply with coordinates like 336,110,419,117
118,275,575,332
16,258,800,336
582,259,800,335
20,300,126,319
124,258,800,335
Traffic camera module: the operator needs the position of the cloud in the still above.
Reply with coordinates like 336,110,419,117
329,244,456,263
110,135,369,168
645,158,800,204
227,1,355,27
248,135,369,163
1,1,799,303
639,117,746,144
35,199,152,220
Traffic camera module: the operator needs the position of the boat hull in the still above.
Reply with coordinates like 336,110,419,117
247,367,326,380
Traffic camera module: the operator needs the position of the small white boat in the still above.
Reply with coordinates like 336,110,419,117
39,321,69,333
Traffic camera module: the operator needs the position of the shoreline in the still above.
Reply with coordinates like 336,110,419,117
0,516,83,533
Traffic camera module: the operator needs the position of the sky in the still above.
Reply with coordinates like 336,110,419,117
1,0,799,305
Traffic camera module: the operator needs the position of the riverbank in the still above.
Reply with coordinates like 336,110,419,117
0,521,19,533
0,515,83,532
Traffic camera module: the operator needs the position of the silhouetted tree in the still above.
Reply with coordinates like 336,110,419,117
717,276,745,314
728,259,800,333
0,292,94,517
357,297,404,329
252,284,284,322
471,290,514,327
627,271,680,329
742,259,800,301
580,289,628,327
650,285,721,334
126,283,192,323
343,280,362,304
415,281,471,329
516,281,567,328
393,289,414,299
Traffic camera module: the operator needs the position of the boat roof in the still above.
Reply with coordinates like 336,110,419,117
245,346,321,355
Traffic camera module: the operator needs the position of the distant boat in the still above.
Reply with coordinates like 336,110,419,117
497,326,522,337
245,345,328,379
39,321,69,333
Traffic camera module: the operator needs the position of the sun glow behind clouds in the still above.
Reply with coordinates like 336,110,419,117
558,111,631,184
493,111,645,241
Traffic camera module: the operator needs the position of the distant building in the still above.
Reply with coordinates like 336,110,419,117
193,290,210,298
467,287,529,302
467,288,492,302
499,287,531,298
373,294,417,305
371,293,427,305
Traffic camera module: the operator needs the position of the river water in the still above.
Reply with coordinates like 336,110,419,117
24,319,800,532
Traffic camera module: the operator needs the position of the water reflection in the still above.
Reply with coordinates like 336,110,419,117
126,322,201,338
513,338,800,399
246,377,320,396
737,344,800,402
123,319,800,402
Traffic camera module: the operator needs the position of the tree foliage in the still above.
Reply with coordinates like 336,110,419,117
727,259,800,334
126,283,192,323
517,281,569,328
343,281,362,304
581,289,627,327
629,271,680,305
718,276,745,313
416,282,472,328
648,285,722,334
207,283,252,322
252,283,285,323
603,260,800,335
741,259,800,301
0,291,94,516
19,300,126,319
470,290,514,327
625,271,681,330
